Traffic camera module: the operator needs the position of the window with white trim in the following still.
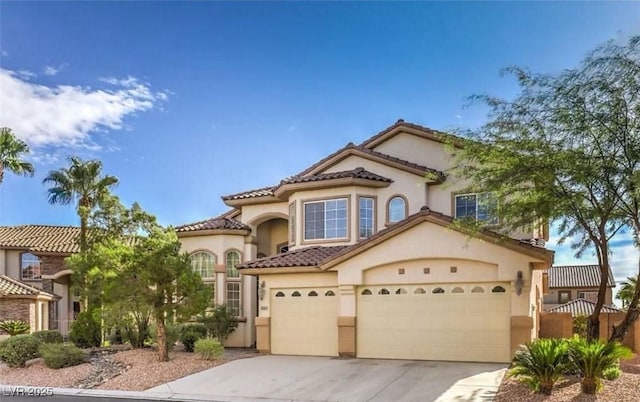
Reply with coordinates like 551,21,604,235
304,198,348,240
190,251,216,279
359,197,375,239
388,196,406,223
226,251,240,278
455,192,498,224
20,253,41,280
226,282,241,316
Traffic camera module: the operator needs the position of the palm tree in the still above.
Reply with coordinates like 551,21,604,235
43,157,119,252
0,127,35,184
616,276,638,309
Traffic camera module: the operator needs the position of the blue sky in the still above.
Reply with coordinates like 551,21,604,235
0,2,638,298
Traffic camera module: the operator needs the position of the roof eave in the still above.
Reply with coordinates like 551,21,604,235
274,177,392,199
176,229,251,238
237,266,322,275
222,195,281,207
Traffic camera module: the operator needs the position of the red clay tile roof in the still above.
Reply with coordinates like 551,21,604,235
0,225,80,254
0,275,58,299
359,119,461,149
175,216,251,233
545,299,621,317
547,265,615,288
238,245,350,269
281,167,392,185
222,186,277,201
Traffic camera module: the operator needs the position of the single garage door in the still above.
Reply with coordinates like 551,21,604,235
357,283,511,363
271,287,339,356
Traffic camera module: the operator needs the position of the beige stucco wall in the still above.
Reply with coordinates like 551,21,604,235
373,131,453,172
241,202,289,228
256,218,288,256
1,250,26,280
258,272,338,318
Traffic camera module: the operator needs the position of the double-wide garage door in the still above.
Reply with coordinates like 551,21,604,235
270,287,339,356
357,283,511,363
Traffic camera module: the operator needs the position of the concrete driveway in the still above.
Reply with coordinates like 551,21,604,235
150,355,507,402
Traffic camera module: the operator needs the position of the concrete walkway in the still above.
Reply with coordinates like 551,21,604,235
146,355,507,402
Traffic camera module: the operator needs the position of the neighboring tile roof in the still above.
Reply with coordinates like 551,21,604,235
238,245,350,269
545,298,622,317
0,275,58,299
175,216,251,233
0,225,80,254
281,167,393,185
221,186,277,201
548,265,615,288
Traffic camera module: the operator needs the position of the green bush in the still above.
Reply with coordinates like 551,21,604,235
199,305,238,344
194,338,224,360
567,337,632,394
509,338,570,395
31,330,63,344
0,335,41,368
39,343,87,369
150,323,180,352
0,320,30,336
572,315,588,338
180,324,207,353
602,365,622,381
69,310,101,348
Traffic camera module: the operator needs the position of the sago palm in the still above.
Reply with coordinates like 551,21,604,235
0,127,35,185
616,276,637,308
568,337,633,394
43,157,118,252
509,338,570,395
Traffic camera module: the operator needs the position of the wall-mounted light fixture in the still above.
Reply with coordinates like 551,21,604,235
258,280,266,300
515,270,524,296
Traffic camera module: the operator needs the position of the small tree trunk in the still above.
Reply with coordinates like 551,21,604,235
610,227,640,342
586,316,600,341
156,313,169,362
581,377,599,395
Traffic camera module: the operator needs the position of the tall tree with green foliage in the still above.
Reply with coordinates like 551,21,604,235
617,276,638,309
0,127,34,185
43,157,119,253
452,36,640,341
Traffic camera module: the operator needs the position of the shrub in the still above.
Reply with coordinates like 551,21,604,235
509,338,570,395
39,343,87,369
572,315,588,338
180,324,207,353
31,330,63,344
0,320,30,336
194,338,224,360
150,323,180,352
69,310,101,348
199,305,238,344
0,335,41,368
567,337,632,394
602,365,622,381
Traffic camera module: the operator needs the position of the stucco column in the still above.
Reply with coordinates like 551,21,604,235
338,285,356,357
214,265,226,305
511,316,533,356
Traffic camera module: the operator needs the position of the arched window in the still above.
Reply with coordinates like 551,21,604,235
452,287,464,294
275,291,285,297
292,291,302,297
226,250,241,278
432,287,445,294
395,288,407,295
492,286,506,293
361,289,372,296
308,291,318,297
20,253,41,280
471,286,485,293
190,251,216,279
388,196,407,223
414,287,426,294
325,290,335,296
378,288,390,295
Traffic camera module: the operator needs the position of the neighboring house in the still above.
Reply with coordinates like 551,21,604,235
543,264,616,310
545,298,622,317
176,120,553,363
0,225,79,335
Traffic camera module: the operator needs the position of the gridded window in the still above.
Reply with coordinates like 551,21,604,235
190,251,216,279
455,193,498,224
304,198,348,240
388,196,406,223
21,253,41,280
289,203,296,244
359,197,375,239
226,282,241,316
226,251,241,278
559,290,570,303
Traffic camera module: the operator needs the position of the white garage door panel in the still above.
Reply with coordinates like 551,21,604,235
357,284,511,363
271,288,338,357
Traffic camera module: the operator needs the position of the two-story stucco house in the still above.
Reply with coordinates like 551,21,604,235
542,264,617,313
176,120,553,363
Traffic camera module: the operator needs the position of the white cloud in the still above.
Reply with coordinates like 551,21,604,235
15,70,36,80
42,64,66,76
0,68,168,150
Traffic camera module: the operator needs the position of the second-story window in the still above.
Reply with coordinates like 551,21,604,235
225,250,242,316
190,251,216,279
388,196,407,223
304,198,348,240
455,192,498,225
226,250,240,278
359,197,375,239
21,253,41,280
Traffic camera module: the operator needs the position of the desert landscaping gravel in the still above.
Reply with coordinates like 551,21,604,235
0,347,257,391
494,354,640,401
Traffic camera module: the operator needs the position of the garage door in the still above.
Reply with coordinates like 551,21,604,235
357,283,511,363
271,287,339,356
